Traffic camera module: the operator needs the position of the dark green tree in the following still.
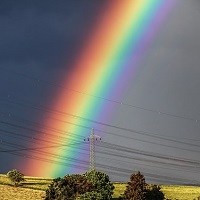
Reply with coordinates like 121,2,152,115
145,185,165,200
123,171,147,200
7,169,25,186
84,170,114,200
45,174,93,200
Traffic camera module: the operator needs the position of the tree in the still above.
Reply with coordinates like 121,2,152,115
7,169,25,186
45,174,93,200
145,185,165,200
123,171,147,200
84,170,114,200
79,191,103,200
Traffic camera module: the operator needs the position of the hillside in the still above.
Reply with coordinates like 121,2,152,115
1,174,200,200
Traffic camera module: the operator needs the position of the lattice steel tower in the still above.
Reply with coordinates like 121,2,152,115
84,128,101,171
89,128,95,171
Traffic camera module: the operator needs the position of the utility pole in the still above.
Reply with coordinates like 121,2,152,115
84,128,101,171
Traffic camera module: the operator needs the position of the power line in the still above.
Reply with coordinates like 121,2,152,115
1,111,200,170
2,130,200,175
0,121,88,145
1,113,200,164
1,145,198,185
3,108,199,143
3,115,198,167
1,68,200,123
95,151,200,175
0,146,89,171
0,139,92,170
99,141,200,167
1,99,200,147
1,135,200,171
1,136,199,184
1,118,200,155
2,112,200,173
0,102,199,182
2,135,199,175
96,148,200,171
0,140,85,153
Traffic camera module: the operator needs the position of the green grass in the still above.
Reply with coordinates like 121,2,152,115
1,174,200,200
112,183,200,200
161,185,200,200
0,174,52,191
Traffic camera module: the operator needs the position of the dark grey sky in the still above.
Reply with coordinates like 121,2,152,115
0,0,200,184
108,0,200,183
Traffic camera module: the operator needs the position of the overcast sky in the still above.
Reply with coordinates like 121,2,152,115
0,0,200,184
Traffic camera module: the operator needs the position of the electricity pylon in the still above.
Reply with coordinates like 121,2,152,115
84,128,101,171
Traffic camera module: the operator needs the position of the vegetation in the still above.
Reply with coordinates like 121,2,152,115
45,174,93,200
7,169,25,186
160,185,200,200
85,170,115,200
145,185,165,200
119,172,165,200
123,171,147,200
0,185,45,200
45,170,114,200
1,174,200,199
113,183,127,198
79,191,103,200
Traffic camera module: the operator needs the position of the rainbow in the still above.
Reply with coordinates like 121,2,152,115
24,0,176,177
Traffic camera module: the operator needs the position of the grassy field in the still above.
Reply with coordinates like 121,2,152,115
113,183,200,200
1,174,200,200
0,174,50,200
161,185,200,200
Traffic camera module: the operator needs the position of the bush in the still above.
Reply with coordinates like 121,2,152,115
84,170,114,200
123,171,147,200
45,174,93,200
79,191,103,200
145,185,165,200
7,169,25,186
45,170,114,200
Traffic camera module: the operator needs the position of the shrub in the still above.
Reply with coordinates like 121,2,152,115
123,171,147,200
79,191,103,200
145,185,165,200
45,174,93,200
84,170,114,200
7,169,25,186
45,171,114,200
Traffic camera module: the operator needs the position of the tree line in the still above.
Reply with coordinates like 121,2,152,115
7,169,166,200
